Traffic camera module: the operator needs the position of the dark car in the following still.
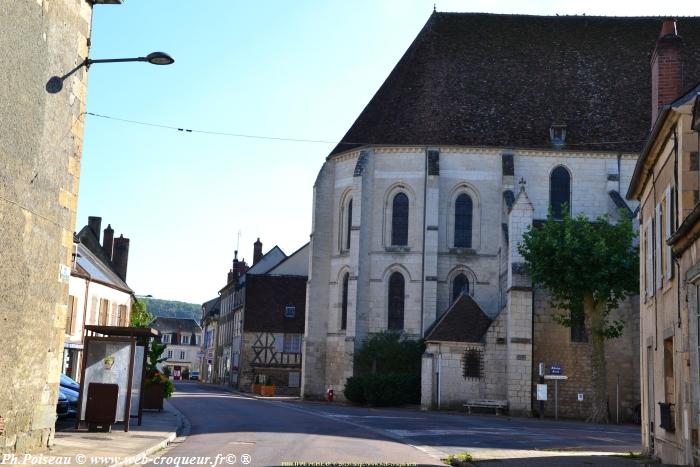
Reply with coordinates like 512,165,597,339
60,373,80,392
58,386,79,417
56,390,69,418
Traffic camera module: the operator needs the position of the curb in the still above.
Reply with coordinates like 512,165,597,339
112,402,187,467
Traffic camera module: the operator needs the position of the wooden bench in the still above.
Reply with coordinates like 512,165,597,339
463,399,508,415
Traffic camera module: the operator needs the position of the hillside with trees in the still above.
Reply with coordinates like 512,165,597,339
142,297,202,322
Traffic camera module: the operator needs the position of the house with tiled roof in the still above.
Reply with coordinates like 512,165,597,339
150,317,203,380
303,12,700,419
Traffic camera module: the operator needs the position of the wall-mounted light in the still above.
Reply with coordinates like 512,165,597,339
46,52,174,93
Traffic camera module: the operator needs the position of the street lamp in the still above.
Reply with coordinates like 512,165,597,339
46,52,174,93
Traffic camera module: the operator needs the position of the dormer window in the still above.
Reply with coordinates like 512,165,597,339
549,124,567,147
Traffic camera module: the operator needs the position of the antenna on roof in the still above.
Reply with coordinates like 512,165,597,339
433,3,436,12
236,230,241,253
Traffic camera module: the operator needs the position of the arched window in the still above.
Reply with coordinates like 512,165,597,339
341,273,349,330
388,272,405,331
452,273,469,302
550,166,571,219
454,194,473,248
391,193,409,246
345,199,353,250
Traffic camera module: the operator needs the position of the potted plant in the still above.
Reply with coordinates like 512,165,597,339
143,341,174,411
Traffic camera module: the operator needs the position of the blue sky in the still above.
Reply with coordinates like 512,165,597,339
78,0,698,304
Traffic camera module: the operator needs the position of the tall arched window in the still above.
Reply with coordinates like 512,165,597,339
454,194,473,248
391,193,409,246
341,273,349,330
452,273,469,302
345,199,353,250
550,166,571,219
388,272,405,331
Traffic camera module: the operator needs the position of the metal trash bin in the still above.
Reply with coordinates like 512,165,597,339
85,383,118,432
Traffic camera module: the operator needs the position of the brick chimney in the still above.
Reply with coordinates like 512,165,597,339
87,216,102,241
253,238,263,265
112,235,130,282
651,18,683,125
103,224,114,261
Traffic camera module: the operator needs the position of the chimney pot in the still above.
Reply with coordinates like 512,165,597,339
112,235,130,282
659,19,677,38
103,224,114,260
253,238,263,265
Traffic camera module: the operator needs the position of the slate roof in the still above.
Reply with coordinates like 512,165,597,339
425,293,493,343
202,296,221,319
73,242,132,293
150,317,202,334
330,13,700,156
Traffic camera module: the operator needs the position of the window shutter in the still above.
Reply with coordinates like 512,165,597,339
665,188,673,280
656,205,662,290
646,221,654,298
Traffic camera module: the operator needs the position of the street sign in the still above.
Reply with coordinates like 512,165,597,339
549,364,562,375
536,384,547,401
544,375,568,380
578,393,584,401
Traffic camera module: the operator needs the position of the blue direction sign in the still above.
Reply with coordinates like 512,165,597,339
549,364,562,375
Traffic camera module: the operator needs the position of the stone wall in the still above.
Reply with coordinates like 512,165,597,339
0,0,92,454
532,290,640,421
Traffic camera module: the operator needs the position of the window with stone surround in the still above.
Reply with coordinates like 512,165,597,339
454,194,473,248
346,199,352,250
388,271,405,330
549,165,571,219
462,347,483,379
570,311,587,343
391,193,409,246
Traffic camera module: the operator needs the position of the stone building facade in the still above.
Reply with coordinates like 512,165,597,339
627,21,700,462
302,13,700,419
0,0,94,453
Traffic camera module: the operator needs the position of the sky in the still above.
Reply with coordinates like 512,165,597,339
77,0,700,304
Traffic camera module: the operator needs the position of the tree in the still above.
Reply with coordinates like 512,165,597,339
517,210,638,423
130,299,152,327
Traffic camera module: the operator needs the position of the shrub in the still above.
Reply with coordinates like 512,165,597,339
344,376,366,404
344,332,423,406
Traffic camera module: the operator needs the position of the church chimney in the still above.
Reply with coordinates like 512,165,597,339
103,224,114,260
651,18,683,125
112,235,130,282
253,238,263,265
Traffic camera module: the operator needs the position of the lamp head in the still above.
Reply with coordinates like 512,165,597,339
146,52,174,65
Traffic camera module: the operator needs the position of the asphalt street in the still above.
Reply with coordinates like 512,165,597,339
160,382,645,467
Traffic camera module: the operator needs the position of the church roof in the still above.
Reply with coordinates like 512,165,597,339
330,13,700,157
425,293,492,343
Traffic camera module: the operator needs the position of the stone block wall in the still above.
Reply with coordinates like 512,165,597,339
0,0,92,454
532,290,640,421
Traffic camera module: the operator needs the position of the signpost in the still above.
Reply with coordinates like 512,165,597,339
544,374,568,420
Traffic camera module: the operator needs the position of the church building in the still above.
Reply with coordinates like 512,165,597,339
302,12,700,420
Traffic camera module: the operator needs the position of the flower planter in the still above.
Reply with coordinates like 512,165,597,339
251,383,262,395
260,385,275,397
143,384,164,411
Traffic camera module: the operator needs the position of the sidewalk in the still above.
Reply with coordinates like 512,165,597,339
10,402,184,467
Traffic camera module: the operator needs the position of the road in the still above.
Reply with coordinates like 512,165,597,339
161,382,644,467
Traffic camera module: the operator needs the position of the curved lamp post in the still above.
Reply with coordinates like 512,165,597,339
46,52,174,93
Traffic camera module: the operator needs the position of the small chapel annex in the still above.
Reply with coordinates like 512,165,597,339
302,12,700,420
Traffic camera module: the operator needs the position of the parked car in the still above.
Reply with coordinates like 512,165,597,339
60,373,80,392
56,390,69,418
59,386,79,417
190,371,200,381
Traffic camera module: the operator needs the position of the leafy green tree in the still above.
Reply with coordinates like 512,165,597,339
130,299,152,327
517,210,638,423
